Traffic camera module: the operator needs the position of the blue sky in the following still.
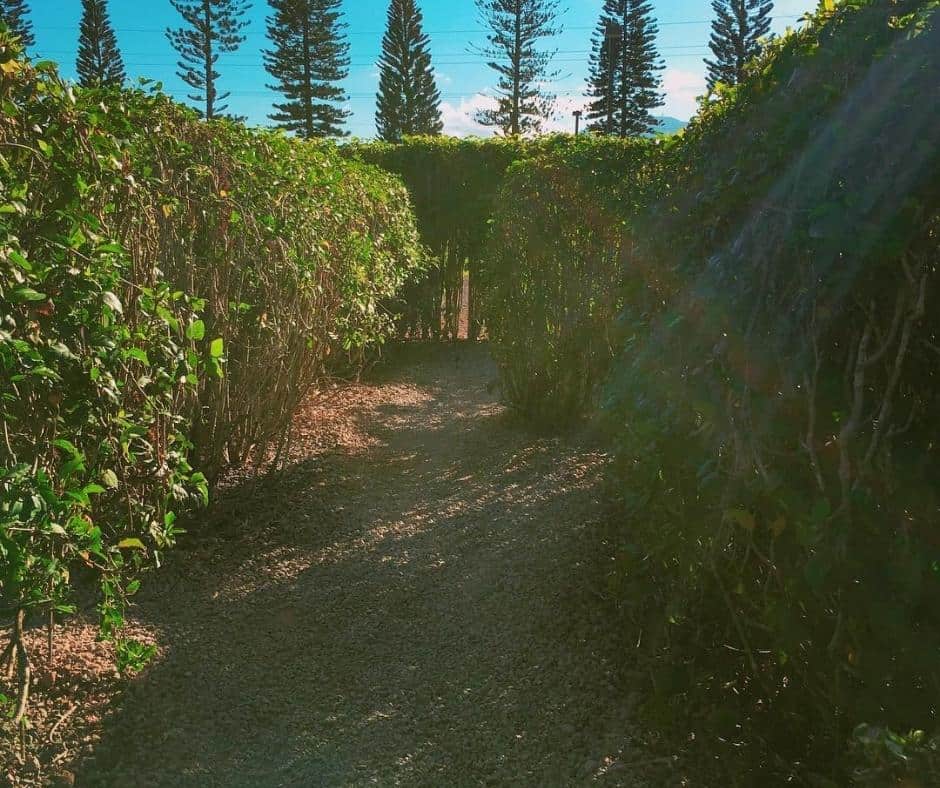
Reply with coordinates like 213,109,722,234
29,0,817,137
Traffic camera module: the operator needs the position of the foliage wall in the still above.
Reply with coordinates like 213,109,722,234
0,37,422,727
344,135,667,349
597,0,940,781
481,136,662,424
344,136,527,340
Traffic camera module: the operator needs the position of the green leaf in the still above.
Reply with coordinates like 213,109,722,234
209,337,224,358
49,342,75,359
207,356,223,378
11,287,46,302
156,306,179,331
68,227,87,249
186,320,205,341
101,469,119,489
30,366,61,380
53,438,81,456
123,347,150,365
117,538,146,550
8,250,31,271
61,455,85,477
190,471,209,506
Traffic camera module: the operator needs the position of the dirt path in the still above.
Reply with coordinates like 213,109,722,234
75,344,646,787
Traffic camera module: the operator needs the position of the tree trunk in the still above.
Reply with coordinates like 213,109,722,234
303,14,313,138
204,0,214,119
511,1,522,135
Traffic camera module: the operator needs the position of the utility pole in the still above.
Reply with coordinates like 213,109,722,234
573,109,582,135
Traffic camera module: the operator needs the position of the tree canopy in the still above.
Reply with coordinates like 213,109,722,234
376,0,443,142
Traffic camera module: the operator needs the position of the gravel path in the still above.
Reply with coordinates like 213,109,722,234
76,343,646,787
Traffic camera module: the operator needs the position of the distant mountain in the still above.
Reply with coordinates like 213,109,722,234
652,116,688,135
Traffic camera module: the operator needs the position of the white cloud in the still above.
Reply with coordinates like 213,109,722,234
661,67,707,121
440,92,588,137
542,94,590,134
439,71,705,138
440,93,497,137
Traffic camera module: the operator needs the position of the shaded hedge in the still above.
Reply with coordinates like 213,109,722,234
343,136,628,341
481,137,663,424
598,0,940,782
0,36,422,728
344,136,528,339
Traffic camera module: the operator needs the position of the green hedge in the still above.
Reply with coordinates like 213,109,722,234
599,0,940,781
344,136,527,339
0,36,422,726
345,136,665,431
344,136,613,341
439,0,939,780
481,136,663,424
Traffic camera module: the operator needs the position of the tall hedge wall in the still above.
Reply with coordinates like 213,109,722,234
0,36,422,728
343,137,526,339
612,1,938,781
343,136,627,341
481,136,663,424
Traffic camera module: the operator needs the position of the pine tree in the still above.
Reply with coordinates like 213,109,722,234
585,17,620,135
622,0,663,136
265,0,351,138
76,0,126,88
584,0,662,137
705,0,773,90
472,0,563,136
166,0,250,120
376,0,443,142
0,0,34,48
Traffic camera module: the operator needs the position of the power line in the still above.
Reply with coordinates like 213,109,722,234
36,44,713,59
32,8,808,125
149,88,678,100
32,15,801,36
52,53,709,70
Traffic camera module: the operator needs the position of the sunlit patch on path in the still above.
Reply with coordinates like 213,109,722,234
74,343,650,786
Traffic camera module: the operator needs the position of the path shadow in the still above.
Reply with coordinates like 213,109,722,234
76,344,641,787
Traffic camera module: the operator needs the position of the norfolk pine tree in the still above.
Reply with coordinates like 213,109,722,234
705,0,773,90
0,0,33,48
622,0,663,135
585,16,621,135
166,0,250,120
265,0,351,138
585,0,662,137
76,0,126,88
376,0,443,141
472,0,563,136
